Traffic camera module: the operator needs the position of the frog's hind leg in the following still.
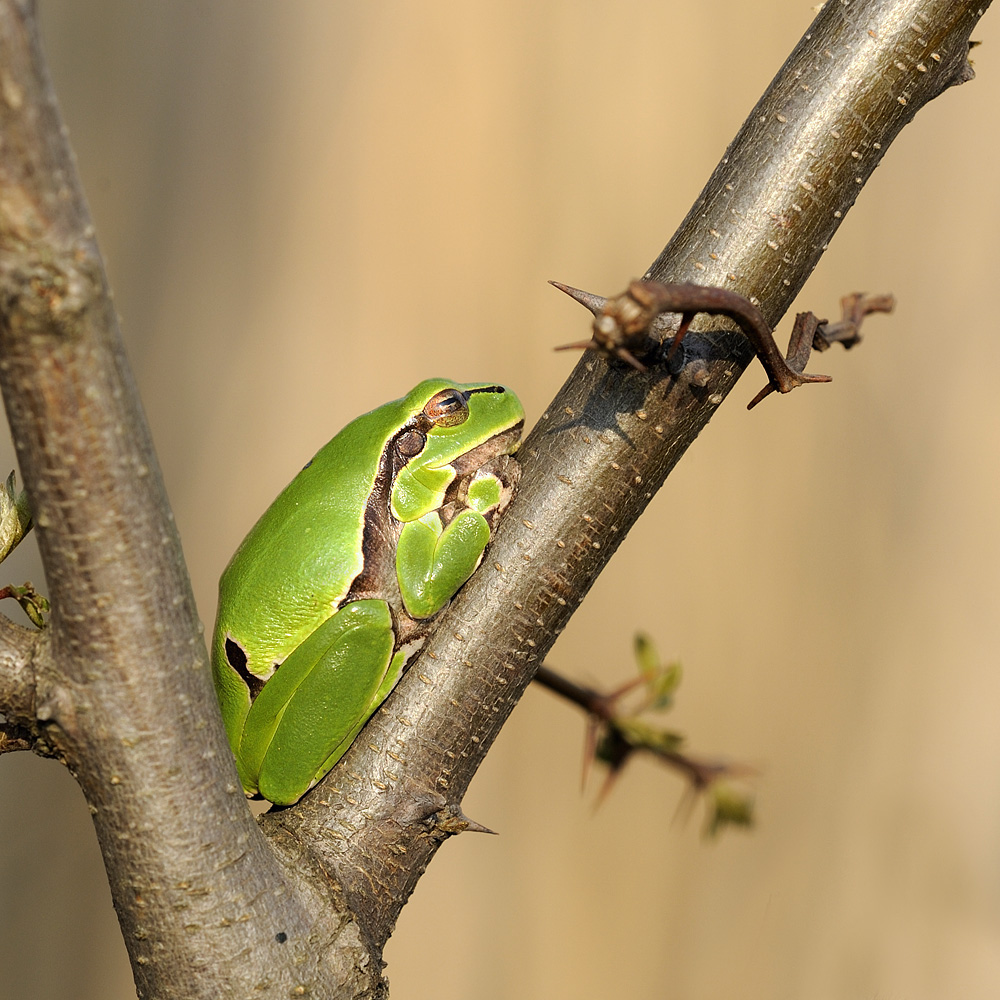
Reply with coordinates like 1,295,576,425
310,646,408,788
246,600,398,806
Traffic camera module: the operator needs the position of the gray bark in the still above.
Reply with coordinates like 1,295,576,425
0,0,987,996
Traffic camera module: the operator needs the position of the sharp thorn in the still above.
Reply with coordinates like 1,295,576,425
582,718,598,791
456,811,498,836
554,339,600,353
429,803,498,836
549,279,608,316
666,311,695,359
593,766,621,810
615,347,647,373
746,383,775,410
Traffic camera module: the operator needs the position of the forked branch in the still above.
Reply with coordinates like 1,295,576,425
0,1,988,997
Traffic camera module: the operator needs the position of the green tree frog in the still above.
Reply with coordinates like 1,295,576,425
212,379,524,806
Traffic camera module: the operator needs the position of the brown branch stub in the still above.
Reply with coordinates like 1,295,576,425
554,280,895,410
812,293,898,353
746,292,895,408
555,280,833,408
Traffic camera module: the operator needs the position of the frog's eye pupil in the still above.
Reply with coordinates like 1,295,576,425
397,429,426,457
424,389,470,427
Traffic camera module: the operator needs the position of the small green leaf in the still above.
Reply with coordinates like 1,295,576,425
704,782,755,837
633,632,660,679
0,582,49,629
607,718,685,759
649,660,683,709
0,471,32,566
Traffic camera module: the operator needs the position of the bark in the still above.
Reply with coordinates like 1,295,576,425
0,2,366,996
0,0,988,996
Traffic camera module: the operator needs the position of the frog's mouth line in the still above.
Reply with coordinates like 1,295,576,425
464,384,507,397
444,421,523,477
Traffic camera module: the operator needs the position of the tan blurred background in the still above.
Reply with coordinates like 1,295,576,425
1,1,998,997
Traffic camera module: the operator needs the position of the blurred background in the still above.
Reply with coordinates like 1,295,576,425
1,1,999,998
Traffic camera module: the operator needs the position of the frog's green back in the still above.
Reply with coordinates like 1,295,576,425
216,381,452,677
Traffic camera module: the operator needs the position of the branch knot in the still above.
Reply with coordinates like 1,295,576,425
0,241,102,341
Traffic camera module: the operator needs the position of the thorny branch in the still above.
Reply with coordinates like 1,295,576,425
533,663,741,787
272,0,986,957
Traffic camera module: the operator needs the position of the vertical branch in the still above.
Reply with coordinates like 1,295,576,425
0,5,367,997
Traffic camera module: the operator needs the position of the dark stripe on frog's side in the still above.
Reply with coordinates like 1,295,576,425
350,421,524,649
342,420,418,631
225,636,266,699
226,415,432,707
347,385,519,616
225,425,414,704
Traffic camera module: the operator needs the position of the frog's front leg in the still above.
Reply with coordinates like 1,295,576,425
236,599,404,805
396,508,492,620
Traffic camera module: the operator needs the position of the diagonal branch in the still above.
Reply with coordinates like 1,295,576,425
270,0,989,954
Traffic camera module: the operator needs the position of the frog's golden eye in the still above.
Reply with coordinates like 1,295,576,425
424,388,469,428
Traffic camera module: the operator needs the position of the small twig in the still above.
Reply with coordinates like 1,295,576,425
533,664,611,718
812,292,897,352
747,291,895,406
533,663,748,796
554,279,833,408
554,280,895,410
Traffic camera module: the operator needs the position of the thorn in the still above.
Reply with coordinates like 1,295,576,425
549,280,608,316
431,803,498,836
554,338,601,353
458,813,498,836
593,763,624,809
666,311,695,360
672,781,699,827
582,717,598,791
614,347,648,373
746,383,776,410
